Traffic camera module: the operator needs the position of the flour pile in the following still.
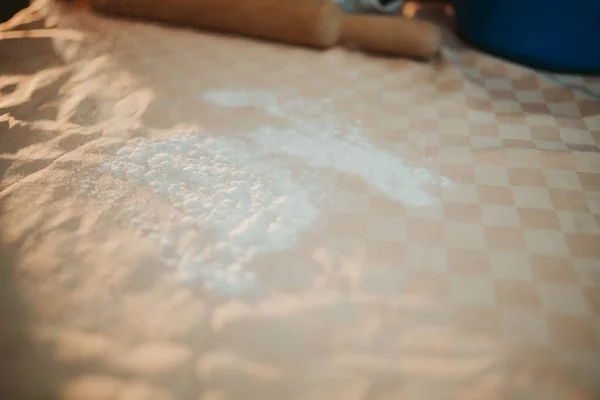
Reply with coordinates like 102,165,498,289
104,134,318,292
101,90,448,293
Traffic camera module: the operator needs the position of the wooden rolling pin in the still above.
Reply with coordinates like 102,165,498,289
90,0,441,59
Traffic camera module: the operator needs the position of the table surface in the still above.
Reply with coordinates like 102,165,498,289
1,1,599,399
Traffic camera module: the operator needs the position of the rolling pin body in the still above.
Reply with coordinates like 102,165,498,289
91,0,441,58
341,14,441,58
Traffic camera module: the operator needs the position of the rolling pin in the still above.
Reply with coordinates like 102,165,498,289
90,0,441,59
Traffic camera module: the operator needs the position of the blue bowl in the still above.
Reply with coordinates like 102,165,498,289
454,0,600,73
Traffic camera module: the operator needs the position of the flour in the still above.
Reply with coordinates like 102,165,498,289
203,90,444,207
203,90,280,113
104,134,319,292
100,90,449,294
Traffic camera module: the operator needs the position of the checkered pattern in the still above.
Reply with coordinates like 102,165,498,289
3,2,600,399
319,47,599,395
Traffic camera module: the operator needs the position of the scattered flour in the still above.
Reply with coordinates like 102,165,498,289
99,90,449,294
203,90,280,113
104,134,319,292
203,89,444,207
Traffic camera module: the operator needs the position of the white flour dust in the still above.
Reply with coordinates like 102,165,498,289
100,90,449,293
104,134,318,292
203,90,444,206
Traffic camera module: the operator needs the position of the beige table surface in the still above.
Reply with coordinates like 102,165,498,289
1,1,599,399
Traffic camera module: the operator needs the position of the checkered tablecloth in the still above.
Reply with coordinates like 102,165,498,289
1,1,599,399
